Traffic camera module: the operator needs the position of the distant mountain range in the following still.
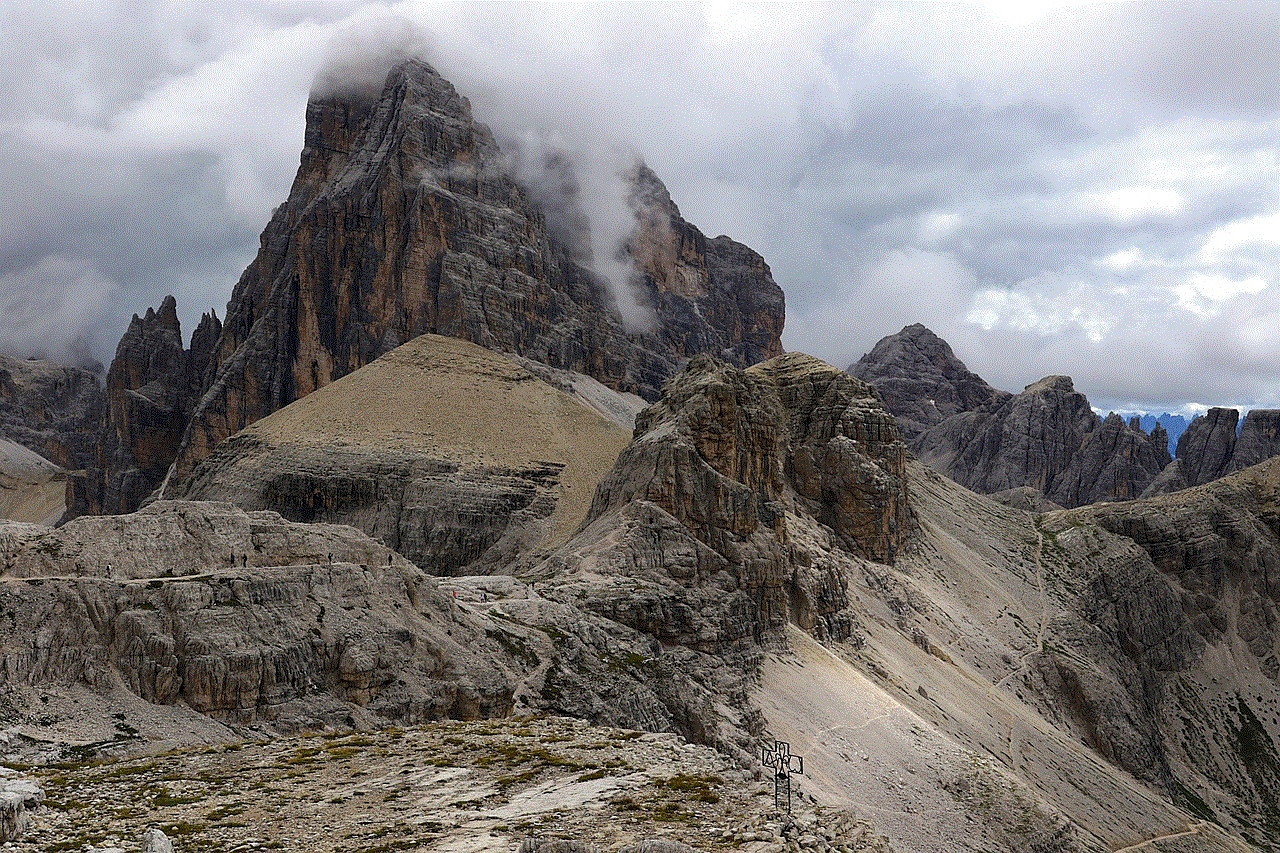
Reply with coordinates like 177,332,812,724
851,323,1280,508
1111,413,1189,455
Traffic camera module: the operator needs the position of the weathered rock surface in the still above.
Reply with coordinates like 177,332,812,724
1145,408,1280,498
1,501,525,724
66,296,221,519
0,354,103,472
543,352,910,655
157,57,782,499
6,717,893,853
176,334,636,575
1232,409,1280,471
915,375,1170,507
851,326,1171,508
1033,458,1280,841
849,323,1002,443
6,343,1280,849
0,775,41,843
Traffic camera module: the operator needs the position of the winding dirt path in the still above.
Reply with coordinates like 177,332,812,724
1110,820,1210,852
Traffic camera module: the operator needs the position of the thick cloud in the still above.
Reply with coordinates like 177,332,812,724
0,1,1276,414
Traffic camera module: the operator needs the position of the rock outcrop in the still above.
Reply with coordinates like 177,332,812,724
156,57,782,499
0,776,41,843
914,375,1170,507
855,326,1280,507
849,323,1002,443
1232,409,1280,471
1144,408,1280,498
0,354,103,472
541,352,911,655
1,501,523,724
175,334,637,575
65,297,221,519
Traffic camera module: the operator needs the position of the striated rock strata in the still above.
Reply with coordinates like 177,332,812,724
915,375,1170,507
539,351,911,654
156,57,782,500
1144,408,1280,497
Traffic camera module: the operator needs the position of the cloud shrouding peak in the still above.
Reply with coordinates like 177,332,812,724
0,2,1275,414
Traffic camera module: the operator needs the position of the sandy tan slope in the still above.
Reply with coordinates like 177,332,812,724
178,334,640,574
0,438,65,525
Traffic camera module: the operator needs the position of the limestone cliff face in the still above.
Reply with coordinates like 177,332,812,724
627,165,784,370
849,323,1002,443
1233,409,1280,471
162,58,783,494
916,375,1169,507
0,354,103,472
65,297,221,518
0,502,519,723
1144,408,1280,498
1045,458,1280,832
545,352,910,657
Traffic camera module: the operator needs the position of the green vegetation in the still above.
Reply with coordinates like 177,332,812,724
485,627,542,667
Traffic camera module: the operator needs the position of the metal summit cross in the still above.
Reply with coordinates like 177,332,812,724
760,739,804,813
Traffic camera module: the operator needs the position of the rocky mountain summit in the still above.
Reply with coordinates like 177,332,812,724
44,56,782,522
68,296,222,518
853,325,1280,508
8,39,1280,853
848,323,1001,443
852,327,1170,508
147,57,781,508
8,717,891,853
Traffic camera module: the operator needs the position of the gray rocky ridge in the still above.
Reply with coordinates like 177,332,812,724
0,353,103,473
853,325,1173,507
1143,408,1280,498
4,347,1279,850
849,322,1001,443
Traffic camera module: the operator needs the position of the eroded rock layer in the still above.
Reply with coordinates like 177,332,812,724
541,352,911,658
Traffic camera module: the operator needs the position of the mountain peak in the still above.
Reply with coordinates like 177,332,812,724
849,323,1000,442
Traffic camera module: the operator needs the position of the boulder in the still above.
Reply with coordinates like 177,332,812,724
0,777,42,843
141,827,174,853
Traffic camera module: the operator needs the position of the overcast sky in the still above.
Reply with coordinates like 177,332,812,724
1,2,1276,415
